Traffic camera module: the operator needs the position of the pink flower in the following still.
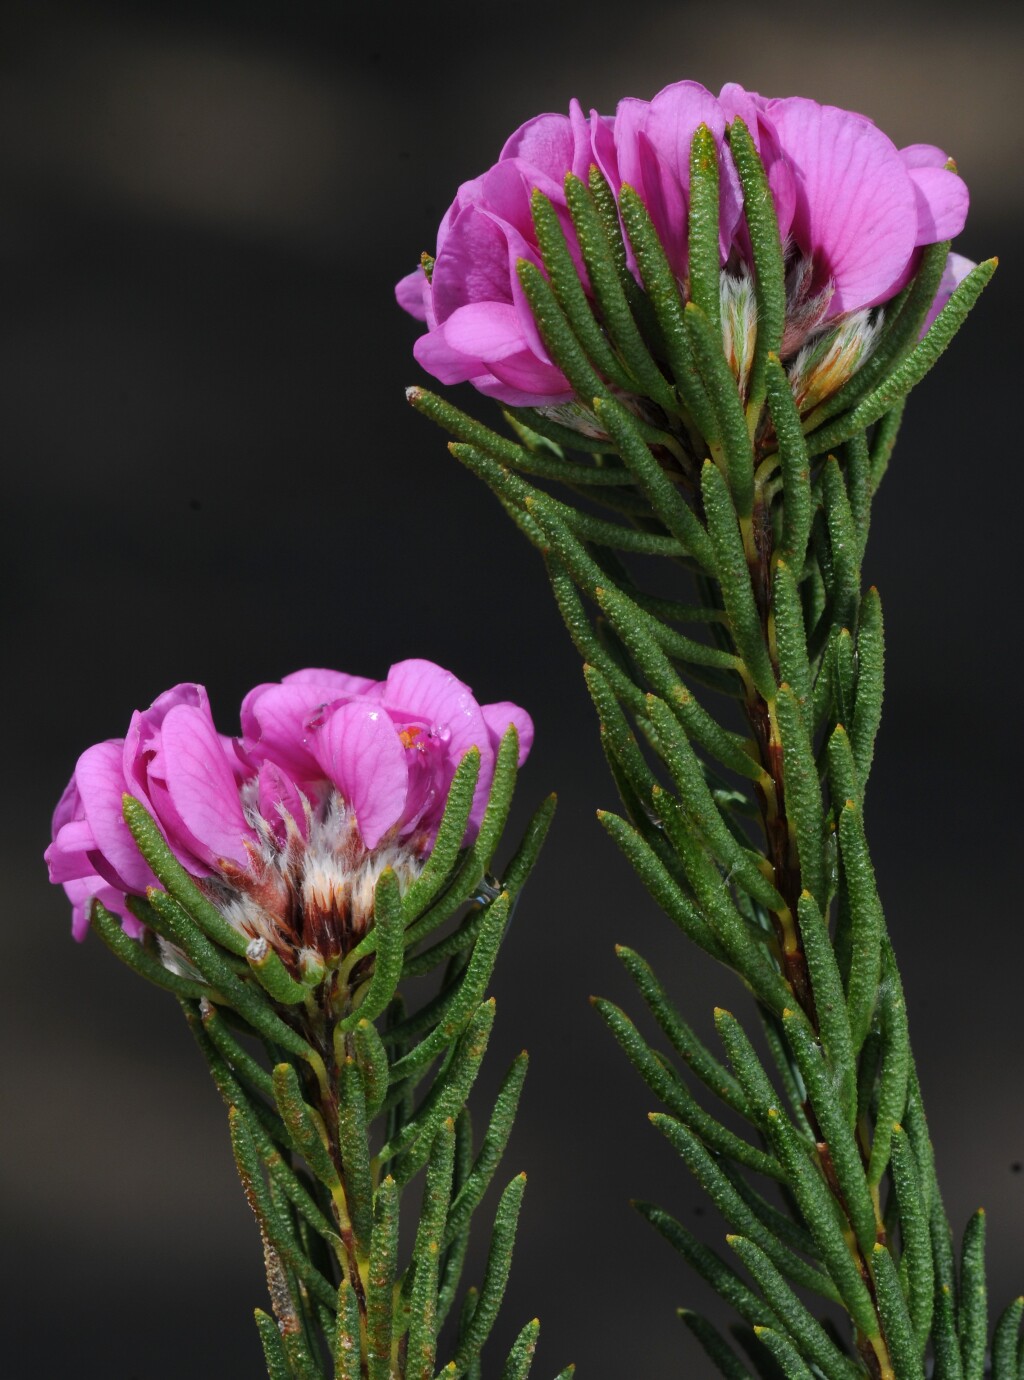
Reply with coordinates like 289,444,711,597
920,251,976,336
396,103,603,406
46,665,533,952
397,81,969,408
241,659,534,848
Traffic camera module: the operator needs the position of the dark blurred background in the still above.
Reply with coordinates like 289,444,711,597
2,1,1021,1374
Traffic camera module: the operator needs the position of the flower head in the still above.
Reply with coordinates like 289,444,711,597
46,663,532,964
398,81,969,415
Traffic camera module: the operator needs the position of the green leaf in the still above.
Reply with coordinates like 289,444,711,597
199,1002,276,1101
246,938,309,1006
753,1327,815,1379
406,1120,457,1380
473,724,522,869
255,1308,292,1380
366,1175,399,1380
530,188,635,391
616,945,750,1117
727,118,786,414
644,694,783,913
726,1236,860,1380
819,458,861,639
933,1284,965,1380
719,1162,818,1258
869,400,905,493
781,1006,878,1256
228,1106,338,1312
804,258,997,457
774,683,826,903
591,583,761,782
771,560,812,712
597,809,721,958
595,999,783,1179
340,868,405,1031
516,257,610,405
713,1006,782,1122
334,1277,363,1380
350,1018,389,1118
649,791,792,1010
690,311,756,518
701,460,773,693
836,796,884,1053
889,1124,934,1354
802,240,950,432
121,795,250,956
501,792,558,898
617,184,719,438
144,889,317,1064
400,749,481,922
336,1057,374,1253
272,1062,341,1194
451,1174,527,1372
764,355,812,570
442,1049,528,1250
992,1296,1024,1380
794,891,856,1124
501,1318,542,1380
636,1202,782,1330
867,941,910,1187
959,1209,988,1380
842,432,871,559
851,587,885,796
826,725,859,831
871,1243,924,1380
653,1115,838,1301
405,386,536,466
90,900,210,1001
592,392,717,569
679,1310,755,1379
564,173,679,414
763,1107,878,1337
381,1000,495,1183
757,1009,813,1139
183,1006,339,1252
389,891,510,1082
688,124,722,334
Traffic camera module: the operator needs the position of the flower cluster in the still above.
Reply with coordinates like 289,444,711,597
46,662,532,960
396,80,970,409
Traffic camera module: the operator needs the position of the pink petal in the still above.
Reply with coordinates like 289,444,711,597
906,164,969,243
64,877,142,943
500,110,576,184
123,683,211,804
396,266,429,321
431,203,517,324
416,303,570,403
158,703,256,868
257,760,309,844
242,681,352,782
899,143,948,170
770,98,918,314
282,667,379,695
383,659,494,823
442,299,537,364
488,346,573,400
481,702,535,765
719,83,796,244
76,740,155,894
921,251,975,335
471,370,574,408
45,817,97,884
314,702,408,849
